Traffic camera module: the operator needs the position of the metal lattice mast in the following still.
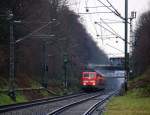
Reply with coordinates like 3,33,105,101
124,0,128,90
8,10,16,100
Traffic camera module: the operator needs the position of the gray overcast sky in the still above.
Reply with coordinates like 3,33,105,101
69,0,150,57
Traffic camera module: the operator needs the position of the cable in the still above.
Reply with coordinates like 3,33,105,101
78,12,112,14
106,43,124,53
96,0,124,20
14,21,53,24
95,22,130,45
85,5,111,9
97,18,124,24
104,21,124,24
106,0,124,19
99,21,104,43
95,22,122,39
107,53,124,57
85,0,104,41
94,0,104,43
95,20,131,45
100,18,123,39
16,21,54,43
99,18,131,44
85,0,89,11
100,18,123,22
89,13,99,39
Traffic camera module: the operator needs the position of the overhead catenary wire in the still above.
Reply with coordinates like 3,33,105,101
85,0,89,11
84,5,111,9
16,21,55,43
104,21,124,24
98,18,131,44
95,22,123,40
100,18,124,22
88,14,98,37
96,0,124,20
100,18,123,39
97,18,125,24
94,0,104,43
81,0,118,43
14,21,54,24
68,0,126,58
93,0,103,41
95,20,131,45
107,53,124,57
105,0,124,19
106,43,124,53
78,11,112,14
85,0,103,41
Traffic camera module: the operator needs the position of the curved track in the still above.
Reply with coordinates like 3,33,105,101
0,89,119,115
0,91,86,113
47,90,119,115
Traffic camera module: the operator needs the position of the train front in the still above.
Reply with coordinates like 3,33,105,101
80,72,98,90
80,71,105,90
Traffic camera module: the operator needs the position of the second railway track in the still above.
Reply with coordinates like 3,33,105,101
0,91,85,113
47,89,119,115
0,89,119,115
0,90,105,115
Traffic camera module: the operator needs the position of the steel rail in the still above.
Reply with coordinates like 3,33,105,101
83,90,119,115
47,93,103,115
0,91,85,113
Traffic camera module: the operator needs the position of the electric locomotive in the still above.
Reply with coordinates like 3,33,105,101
80,70,105,90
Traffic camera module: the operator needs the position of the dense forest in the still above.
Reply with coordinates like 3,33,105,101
130,10,150,97
0,0,108,89
133,10,150,76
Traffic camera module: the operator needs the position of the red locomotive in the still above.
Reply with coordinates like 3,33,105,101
80,71,105,90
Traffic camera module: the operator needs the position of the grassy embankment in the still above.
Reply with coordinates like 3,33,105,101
0,75,50,105
0,76,27,105
0,75,80,105
104,69,150,115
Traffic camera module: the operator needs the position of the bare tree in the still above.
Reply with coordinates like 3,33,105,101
133,10,150,75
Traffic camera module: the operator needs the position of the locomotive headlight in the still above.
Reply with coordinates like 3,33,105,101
90,80,96,86
92,82,96,86
83,82,87,86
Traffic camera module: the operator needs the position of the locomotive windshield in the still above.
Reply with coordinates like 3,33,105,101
83,72,95,78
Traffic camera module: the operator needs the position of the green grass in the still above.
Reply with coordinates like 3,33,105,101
29,79,42,88
40,90,51,97
0,93,14,105
104,91,150,115
0,92,28,106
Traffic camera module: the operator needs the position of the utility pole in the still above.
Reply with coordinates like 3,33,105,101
8,10,16,100
34,35,55,88
129,11,136,55
129,11,136,77
125,0,128,90
63,53,68,89
42,39,48,88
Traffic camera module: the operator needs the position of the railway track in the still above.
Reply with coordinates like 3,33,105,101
0,90,105,115
0,91,86,113
83,91,118,115
47,89,119,115
0,89,119,115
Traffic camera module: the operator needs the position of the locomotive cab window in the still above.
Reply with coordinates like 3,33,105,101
83,72,95,78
